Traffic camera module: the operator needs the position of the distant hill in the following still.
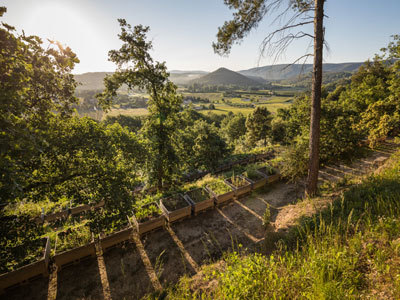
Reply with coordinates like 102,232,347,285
74,72,111,91
239,62,364,81
189,67,262,87
75,71,209,90
169,71,208,85
74,63,364,91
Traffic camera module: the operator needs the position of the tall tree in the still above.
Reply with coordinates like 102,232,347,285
97,20,182,190
245,107,272,146
305,0,324,195
0,7,80,201
213,0,325,196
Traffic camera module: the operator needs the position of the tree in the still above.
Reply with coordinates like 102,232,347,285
245,107,272,146
221,112,247,145
176,120,228,171
213,0,326,196
97,20,182,190
0,7,80,202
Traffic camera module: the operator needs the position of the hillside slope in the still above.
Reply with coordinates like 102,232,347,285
74,72,111,91
239,62,364,80
167,144,400,299
189,67,262,87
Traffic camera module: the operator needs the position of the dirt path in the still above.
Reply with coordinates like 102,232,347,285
2,141,398,300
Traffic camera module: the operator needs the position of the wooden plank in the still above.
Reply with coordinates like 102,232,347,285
0,237,50,293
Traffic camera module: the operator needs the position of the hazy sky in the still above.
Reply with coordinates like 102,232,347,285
2,0,400,74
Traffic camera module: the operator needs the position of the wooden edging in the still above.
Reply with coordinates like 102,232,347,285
206,185,235,206
0,167,282,293
183,151,274,182
34,200,105,224
0,237,51,293
160,195,192,223
183,188,215,215
53,241,96,270
131,202,165,236
247,172,268,190
99,226,133,253
224,176,253,198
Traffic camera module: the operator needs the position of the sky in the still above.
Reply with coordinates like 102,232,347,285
2,0,400,74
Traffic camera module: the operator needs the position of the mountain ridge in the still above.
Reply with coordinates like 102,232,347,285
74,62,364,90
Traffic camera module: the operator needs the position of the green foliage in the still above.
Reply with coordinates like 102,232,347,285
0,16,79,202
245,106,272,146
0,214,45,273
97,20,182,190
55,225,92,253
162,194,189,211
227,175,248,188
186,188,210,204
134,201,162,223
220,112,247,145
280,135,309,181
207,178,232,195
168,151,400,299
262,204,270,229
176,119,228,172
103,114,144,133
242,165,264,181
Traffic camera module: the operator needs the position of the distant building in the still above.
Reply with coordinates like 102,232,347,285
242,98,251,102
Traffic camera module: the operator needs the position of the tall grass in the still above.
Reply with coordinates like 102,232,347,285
165,151,400,299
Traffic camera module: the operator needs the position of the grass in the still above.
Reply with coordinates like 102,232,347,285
99,93,292,118
165,150,400,299
102,108,149,119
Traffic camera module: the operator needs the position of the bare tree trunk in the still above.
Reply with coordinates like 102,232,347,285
306,0,324,196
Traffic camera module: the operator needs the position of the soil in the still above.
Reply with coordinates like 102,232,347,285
186,188,210,204
161,195,190,211
1,141,398,300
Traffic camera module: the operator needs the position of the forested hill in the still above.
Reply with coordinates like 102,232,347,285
239,62,364,80
188,67,263,87
74,72,112,91
74,63,364,91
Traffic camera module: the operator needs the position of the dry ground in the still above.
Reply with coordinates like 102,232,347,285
1,141,398,300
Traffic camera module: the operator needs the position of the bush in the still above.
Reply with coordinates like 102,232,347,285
280,136,309,182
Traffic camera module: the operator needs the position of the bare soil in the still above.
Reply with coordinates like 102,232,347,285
2,141,398,300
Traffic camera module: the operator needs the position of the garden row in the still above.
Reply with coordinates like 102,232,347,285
14,152,274,223
0,166,280,293
183,152,274,181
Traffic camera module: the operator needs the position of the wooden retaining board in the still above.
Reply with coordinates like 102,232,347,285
54,242,96,270
160,195,192,223
257,167,281,184
207,185,235,206
250,173,268,190
100,227,133,252
184,188,215,215
267,171,281,184
35,200,105,223
131,204,165,236
70,204,91,215
0,237,50,293
225,176,253,198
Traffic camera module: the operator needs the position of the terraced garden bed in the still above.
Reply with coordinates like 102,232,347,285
53,225,95,269
0,237,50,292
225,175,252,198
99,213,132,252
160,194,192,223
184,188,214,214
206,178,235,206
242,169,267,189
132,202,165,235
257,166,281,183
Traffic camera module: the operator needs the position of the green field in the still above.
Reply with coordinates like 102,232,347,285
102,108,149,119
102,92,293,118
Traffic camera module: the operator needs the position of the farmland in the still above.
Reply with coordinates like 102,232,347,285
102,90,295,119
